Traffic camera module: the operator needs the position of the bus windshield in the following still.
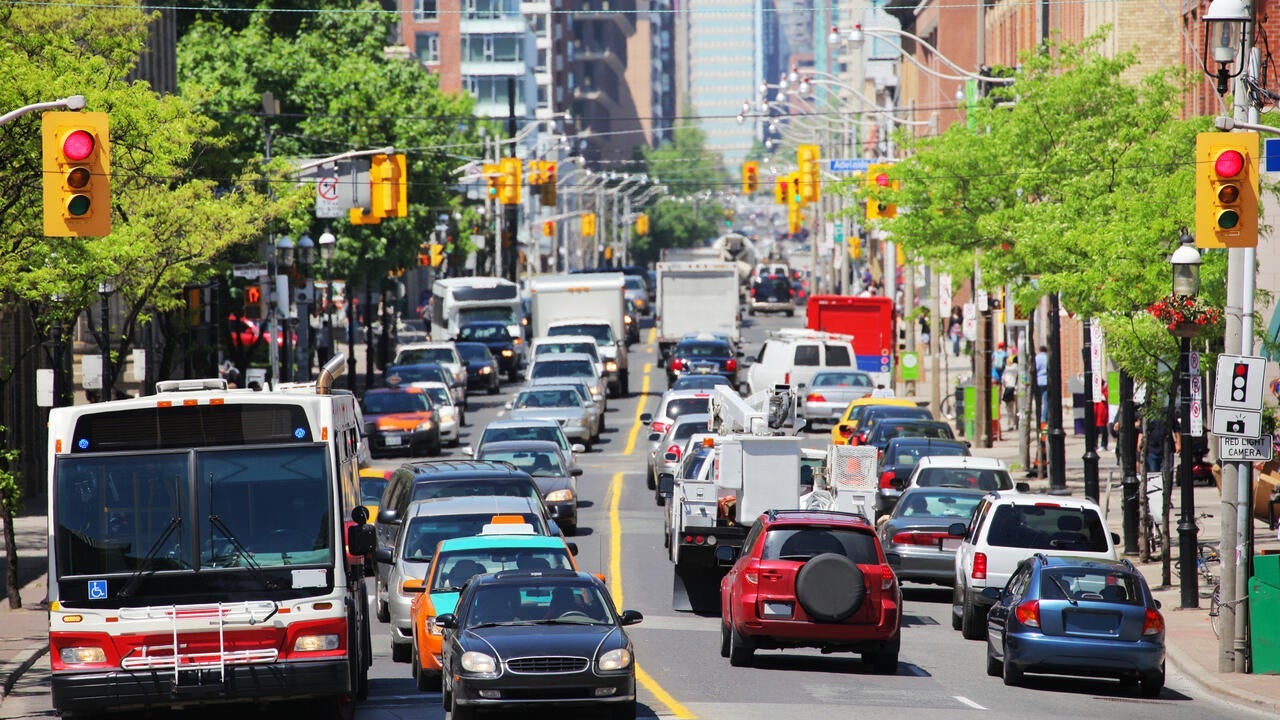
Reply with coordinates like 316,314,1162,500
54,445,332,581
459,306,517,325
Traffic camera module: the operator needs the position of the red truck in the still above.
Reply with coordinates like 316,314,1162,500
806,295,896,381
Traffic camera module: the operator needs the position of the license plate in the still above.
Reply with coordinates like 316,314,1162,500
762,602,793,618
384,435,402,447
939,537,961,551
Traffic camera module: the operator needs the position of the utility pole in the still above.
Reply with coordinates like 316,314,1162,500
1047,292,1067,493
1082,317,1100,501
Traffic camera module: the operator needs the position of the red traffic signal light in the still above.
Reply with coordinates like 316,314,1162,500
42,111,111,236
1195,131,1258,248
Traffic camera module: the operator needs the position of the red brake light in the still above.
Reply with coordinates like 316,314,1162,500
651,421,668,434
972,552,987,580
725,358,737,372
1015,600,1040,628
669,358,682,371
855,431,870,445
890,531,949,545
784,372,790,384
744,559,759,585
879,470,896,489
1142,608,1164,635
806,392,825,403
880,565,895,590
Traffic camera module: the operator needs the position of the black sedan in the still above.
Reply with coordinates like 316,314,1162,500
875,437,969,515
438,570,642,720
666,337,738,388
456,341,502,394
458,320,523,382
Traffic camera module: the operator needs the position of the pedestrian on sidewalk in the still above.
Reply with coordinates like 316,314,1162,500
1095,379,1110,451
1035,345,1049,423
918,309,931,350
1001,358,1019,431
948,307,963,357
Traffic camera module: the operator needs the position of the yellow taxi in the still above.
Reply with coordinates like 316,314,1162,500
358,467,390,520
830,397,922,445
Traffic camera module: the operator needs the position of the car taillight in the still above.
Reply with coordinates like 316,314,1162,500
666,444,682,461
725,358,737,372
806,392,825,403
1142,608,1164,636
879,471,897,489
972,552,987,580
855,431,870,445
1014,600,1040,628
670,358,684,371
784,372,790,384
879,564,896,590
838,426,854,438
890,531,949,545
744,560,759,585
651,421,668,434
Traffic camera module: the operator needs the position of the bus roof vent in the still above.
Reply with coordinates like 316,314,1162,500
155,378,229,393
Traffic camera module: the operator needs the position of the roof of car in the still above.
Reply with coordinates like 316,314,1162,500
395,459,536,480
532,335,597,345
478,568,595,585
437,533,569,553
757,509,874,528
848,397,919,408
397,341,458,350
915,456,1006,470
1033,555,1138,572
476,440,565,454
670,413,711,427
405,494,541,519
659,388,715,402
984,491,1102,509
484,418,559,428
530,353,597,365
364,386,427,395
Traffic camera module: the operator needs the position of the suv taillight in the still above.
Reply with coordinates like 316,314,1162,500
879,565,895,590
744,560,759,585
1015,600,1040,628
666,444,682,461
855,431,870,445
1142,608,1164,636
725,358,737,372
972,552,987,580
879,471,897,489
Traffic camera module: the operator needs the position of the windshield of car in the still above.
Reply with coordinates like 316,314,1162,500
985,505,1108,552
625,276,645,291
548,324,613,345
410,479,540,504
536,342,598,359
885,443,966,466
458,307,517,325
482,426,568,450
1039,568,1143,605
456,344,492,362
466,581,612,626
675,342,729,357
478,449,566,477
362,392,432,414
531,360,595,379
661,397,709,420
812,372,873,387
672,375,732,391
514,389,582,409
679,446,713,479
396,348,457,365
400,513,544,561
385,365,447,386
762,527,879,564
915,467,1011,491
459,324,510,342
360,477,387,504
430,548,574,592
423,387,452,407
893,490,983,519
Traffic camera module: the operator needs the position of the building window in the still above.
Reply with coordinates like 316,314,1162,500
413,0,438,21
462,34,523,63
464,0,520,20
466,76,525,106
415,32,440,64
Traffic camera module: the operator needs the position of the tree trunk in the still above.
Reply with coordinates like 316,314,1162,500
3,500,18,609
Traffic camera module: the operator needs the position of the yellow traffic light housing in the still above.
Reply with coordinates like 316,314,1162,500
742,161,759,195
42,111,111,237
498,156,522,205
774,177,787,205
540,161,557,207
797,144,820,203
785,172,802,208
787,203,803,234
1195,131,1258,248
370,153,407,219
582,212,596,238
542,220,555,237
866,163,898,219
635,213,649,236
483,163,500,200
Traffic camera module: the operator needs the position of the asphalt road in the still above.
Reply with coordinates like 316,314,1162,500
4,311,1274,720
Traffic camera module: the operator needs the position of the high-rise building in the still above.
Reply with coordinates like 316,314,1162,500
567,0,650,165
685,0,762,167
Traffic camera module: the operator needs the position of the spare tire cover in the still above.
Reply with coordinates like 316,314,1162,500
795,553,865,623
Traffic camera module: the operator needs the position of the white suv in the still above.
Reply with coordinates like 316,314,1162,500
745,329,856,395
950,492,1118,640
392,341,468,403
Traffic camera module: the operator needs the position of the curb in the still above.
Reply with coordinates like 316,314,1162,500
1165,640,1280,714
1,645,47,701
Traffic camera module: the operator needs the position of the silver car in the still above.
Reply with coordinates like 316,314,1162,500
506,386,595,449
469,418,586,467
640,389,714,486
416,381,463,446
377,495,552,663
526,352,606,404
878,487,987,586
476,440,582,534
527,377,605,440
799,370,875,428
647,413,710,505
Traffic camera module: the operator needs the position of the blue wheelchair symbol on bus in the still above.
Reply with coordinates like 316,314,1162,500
87,580,108,600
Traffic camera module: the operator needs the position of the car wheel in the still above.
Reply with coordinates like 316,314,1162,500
1001,642,1023,686
785,309,794,317
609,699,637,720
951,583,963,631
441,678,452,710
986,642,1002,677
961,591,985,640
391,641,411,663
655,488,665,507
728,623,754,667
415,665,440,692
795,553,864,622
748,308,756,317
583,439,592,452
870,634,899,675
720,620,731,658
647,470,656,491
1139,664,1165,698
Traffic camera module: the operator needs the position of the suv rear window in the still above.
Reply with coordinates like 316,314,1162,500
824,344,852,367
762,527,879,564
794,345,820,366
985,505,1108,552
915,467,1011,490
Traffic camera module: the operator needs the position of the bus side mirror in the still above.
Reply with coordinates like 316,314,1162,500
346,523,376,556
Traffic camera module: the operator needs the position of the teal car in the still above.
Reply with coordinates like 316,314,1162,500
406,529,580,690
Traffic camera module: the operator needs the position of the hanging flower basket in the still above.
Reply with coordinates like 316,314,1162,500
1147,294,1221,337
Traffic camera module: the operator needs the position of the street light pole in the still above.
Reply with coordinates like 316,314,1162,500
1046,292,1067,493
1082,316,1100,501
97,282,114,401
1170,235,1203,610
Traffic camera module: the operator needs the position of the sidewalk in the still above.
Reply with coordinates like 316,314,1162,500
0,510,49,704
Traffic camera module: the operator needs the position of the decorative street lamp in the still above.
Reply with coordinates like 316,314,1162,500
275,235,295,380
1170,230,1202,610
1201,0,1251,95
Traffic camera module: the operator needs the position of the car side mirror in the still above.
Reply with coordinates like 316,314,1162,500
980,586,1003,601
346,523,376,556
649,433,661,442
948,522,968,538
714,545,738,566
374,546,394,564
376,508,397,525
351,506,369,525
504,401,513,410
570,467,584,477
435,613,457,630
571,443,586,454
1111,532,1121,545
402,578,425,594
618,609,643,626
566,542,579,556
641,413,653,424
1015,482,1030,492
462,446,475,457
1154,599,1162,610
658,472,675,498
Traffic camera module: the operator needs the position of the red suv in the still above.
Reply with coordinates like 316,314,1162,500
717,509,901,672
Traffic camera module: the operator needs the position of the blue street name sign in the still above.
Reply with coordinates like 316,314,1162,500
1264,137,1280,173
827,158,873,173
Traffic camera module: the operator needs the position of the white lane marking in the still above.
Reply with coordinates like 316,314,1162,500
954,696,986,710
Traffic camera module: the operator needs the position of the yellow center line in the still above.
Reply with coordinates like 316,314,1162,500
610,365,696,719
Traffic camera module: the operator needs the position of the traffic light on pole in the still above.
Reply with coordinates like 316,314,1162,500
543,220,555,237
797,144,820,203
785,172,802,208
1195,131,1258,248
635,213,649,236
42,111,111,237
526,160,544,186
787,203,803,235
582,212,596,237
370,153,407,218
483,163,500,199
866,163,897,219
540,161,557,206
774,177,787,205
498,156,522,205
742,161,759,195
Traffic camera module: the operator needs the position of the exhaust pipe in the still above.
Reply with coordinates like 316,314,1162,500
316,352,347,395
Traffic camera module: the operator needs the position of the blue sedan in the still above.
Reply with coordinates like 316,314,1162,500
983,555,1165,697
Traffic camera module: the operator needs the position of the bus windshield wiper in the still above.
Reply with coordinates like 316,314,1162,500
207,514,279,590
118,516,183,598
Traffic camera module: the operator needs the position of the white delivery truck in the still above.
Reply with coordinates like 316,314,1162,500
528,273,630,396
655,261,741,367
429,277,523,342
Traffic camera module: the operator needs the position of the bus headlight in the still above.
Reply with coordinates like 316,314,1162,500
461,651,497,674
597,648,632,671
293,634,340,652
60,647,106,664
545,489,575,503
605,361,618,373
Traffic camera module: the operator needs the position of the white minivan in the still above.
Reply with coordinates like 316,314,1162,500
745,329,856,395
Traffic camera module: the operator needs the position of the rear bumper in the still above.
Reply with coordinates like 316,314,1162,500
883,546,956,585
732,598,900,651
750,301,795,313
800,401,845,422
1006,631,1165,676
52,660,351,713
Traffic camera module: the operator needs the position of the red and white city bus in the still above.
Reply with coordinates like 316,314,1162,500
46,356,375,718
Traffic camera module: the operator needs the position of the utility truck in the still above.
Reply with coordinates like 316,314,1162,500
527,273,630,396
429,277,523,342
654,261,740,366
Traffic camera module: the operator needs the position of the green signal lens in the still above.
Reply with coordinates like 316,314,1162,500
67,194,91,216
1218,209,1240,229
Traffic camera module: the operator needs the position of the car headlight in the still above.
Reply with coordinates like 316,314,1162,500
605,361,618,372
461,650,498,674
597,648,632,671
579,416,590,427
545,489,575,503
479,366,492,375
501,349,514,357
417,421,434,432
590,387,602,399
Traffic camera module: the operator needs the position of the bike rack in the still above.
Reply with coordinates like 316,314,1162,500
117,601,280,688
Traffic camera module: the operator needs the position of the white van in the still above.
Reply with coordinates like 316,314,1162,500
745,329,856,395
